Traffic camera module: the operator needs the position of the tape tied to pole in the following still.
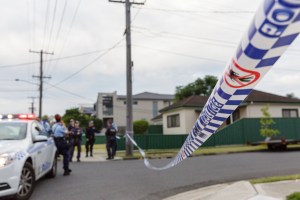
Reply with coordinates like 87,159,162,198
126,0,300,170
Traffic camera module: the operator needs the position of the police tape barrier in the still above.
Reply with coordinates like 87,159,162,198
126,0,300,170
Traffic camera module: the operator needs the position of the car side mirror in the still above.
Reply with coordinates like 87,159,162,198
33,135,48,143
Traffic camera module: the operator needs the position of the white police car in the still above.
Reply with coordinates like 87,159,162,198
0,114,57,200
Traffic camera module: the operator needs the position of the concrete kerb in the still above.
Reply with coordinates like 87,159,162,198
163,180,300,200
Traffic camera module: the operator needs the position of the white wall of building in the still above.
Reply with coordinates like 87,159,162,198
96,92,173,128
163,108,199,135
162,103,300,135
241,103,300,118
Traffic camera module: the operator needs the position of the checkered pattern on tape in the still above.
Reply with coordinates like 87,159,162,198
237,0,300,69
174,0,300,165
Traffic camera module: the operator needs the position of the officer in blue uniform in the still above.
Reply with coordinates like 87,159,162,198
52,114,72,176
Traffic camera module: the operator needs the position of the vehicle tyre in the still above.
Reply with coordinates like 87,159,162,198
267,144,275,151
46,153,57,178
15,162,35,200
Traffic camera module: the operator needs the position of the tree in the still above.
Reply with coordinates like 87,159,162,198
62,108,102,130
175,75,218,101
260,105,280,138
286,93,298,99
133,119,149,134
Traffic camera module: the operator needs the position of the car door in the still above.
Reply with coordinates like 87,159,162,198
36,122,54,175
30,121,49,179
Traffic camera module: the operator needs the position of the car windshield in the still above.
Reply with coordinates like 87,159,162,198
0,122,27,140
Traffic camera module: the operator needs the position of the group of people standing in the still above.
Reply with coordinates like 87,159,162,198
67,119,98,161
48,114,118,176
50,114,100,176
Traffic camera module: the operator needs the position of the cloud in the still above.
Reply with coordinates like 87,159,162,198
1,0,300,116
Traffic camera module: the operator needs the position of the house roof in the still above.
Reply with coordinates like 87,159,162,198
151,114,163,121
118,92,174,101
80,107,95,114
160,95,209,112
160,89,300,113
244,90,300,103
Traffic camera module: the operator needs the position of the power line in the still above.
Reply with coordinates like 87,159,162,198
44,81,95,102
45,0,58,52
47,38,124,88
42,0,51,49
30,50,54,118
53,0,68,50
131,0,147,23
133,7,255,14
48,0,81,76
0,46,123,69
44,0,58,74
133,44,226,64
132,27,237,48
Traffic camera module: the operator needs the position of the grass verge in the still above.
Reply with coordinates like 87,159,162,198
250,174,300,184
116,145,267,159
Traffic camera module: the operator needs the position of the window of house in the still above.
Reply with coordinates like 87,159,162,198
282,109,298,118
102,96,113,115
232,109,240,122
123,101,138,105
152,101,158,117
225,109,240,125
167,114,180,128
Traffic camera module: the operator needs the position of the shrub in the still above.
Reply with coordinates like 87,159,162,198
287,192,300,200
260,105,280,138
133,119,149,134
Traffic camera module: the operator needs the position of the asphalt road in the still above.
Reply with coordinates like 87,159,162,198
30,151,300,200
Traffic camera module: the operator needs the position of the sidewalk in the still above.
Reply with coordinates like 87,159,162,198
72,148,122,162
163,180,300,200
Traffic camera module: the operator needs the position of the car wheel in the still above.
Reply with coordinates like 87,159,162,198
46,153,57,178
15,162,35,200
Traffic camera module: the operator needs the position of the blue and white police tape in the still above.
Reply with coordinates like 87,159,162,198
127,0,300,170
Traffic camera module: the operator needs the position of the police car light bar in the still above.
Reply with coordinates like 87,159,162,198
0,114,37,120
18,114,37,120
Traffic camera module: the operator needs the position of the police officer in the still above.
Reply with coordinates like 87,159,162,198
70,120,82,162
41,115,52,136
52,114,72,176
105,121,117,160
85,121,99,157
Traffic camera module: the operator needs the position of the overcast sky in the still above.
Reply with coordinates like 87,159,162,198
1,0,300,116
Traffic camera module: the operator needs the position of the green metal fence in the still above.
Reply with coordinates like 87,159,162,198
214,118,300,146
148,125,163,135
83,118,300,150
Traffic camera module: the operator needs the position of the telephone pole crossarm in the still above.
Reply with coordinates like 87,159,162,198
109,0,144,5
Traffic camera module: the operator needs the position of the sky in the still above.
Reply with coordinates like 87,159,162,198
0,0,300,116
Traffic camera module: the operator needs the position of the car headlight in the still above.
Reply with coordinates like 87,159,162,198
0,153,15,168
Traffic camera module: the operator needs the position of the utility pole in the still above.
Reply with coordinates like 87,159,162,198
28,96,37,114
109,0,144,156
30,50,53,118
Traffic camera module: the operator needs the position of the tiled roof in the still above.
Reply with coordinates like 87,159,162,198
244,90,300,103
118,92,174,100
160,95,209,112
160,89,300,112
151,114,162,121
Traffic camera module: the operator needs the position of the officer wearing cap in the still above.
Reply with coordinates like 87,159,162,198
52,114,72,176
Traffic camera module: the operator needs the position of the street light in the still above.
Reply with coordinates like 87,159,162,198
15,78,40,115
15,78,39,86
